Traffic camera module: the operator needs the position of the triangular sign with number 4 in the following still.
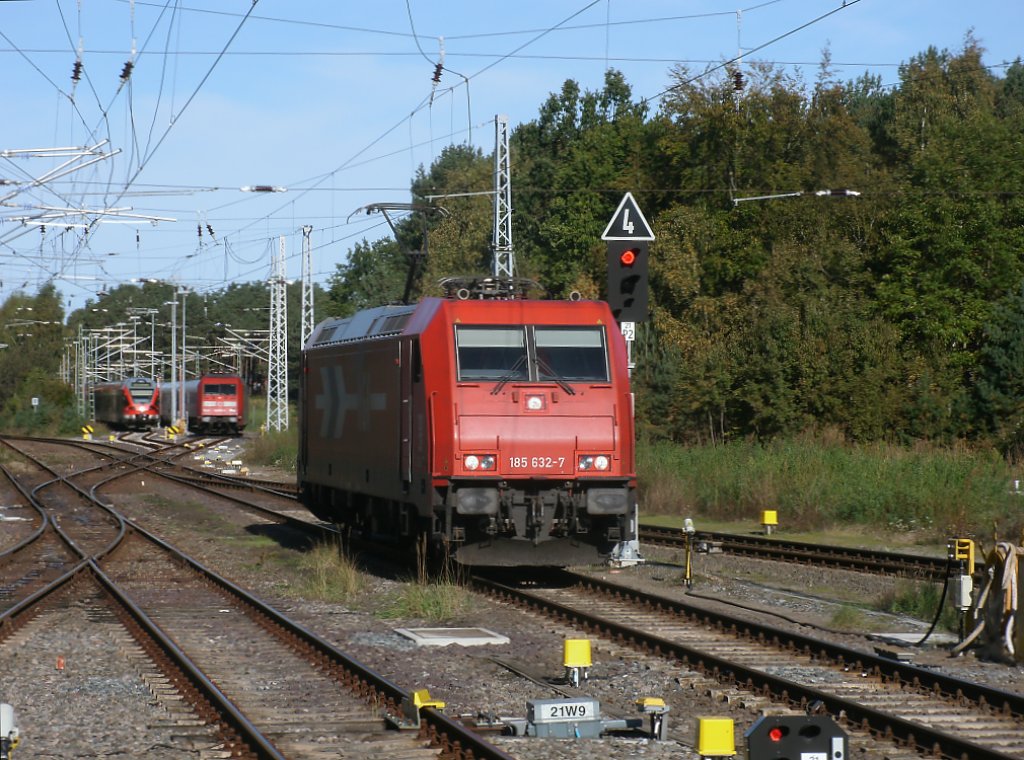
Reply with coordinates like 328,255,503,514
601,192,655,241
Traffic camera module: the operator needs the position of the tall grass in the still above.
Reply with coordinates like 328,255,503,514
297,540,364,601
244,424,298,473
376,536,472,621
638,435,1022,540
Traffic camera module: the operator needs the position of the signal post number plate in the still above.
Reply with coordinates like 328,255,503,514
509,456,566,470
529,698,599,724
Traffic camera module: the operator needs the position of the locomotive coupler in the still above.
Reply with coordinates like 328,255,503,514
528,496,544,545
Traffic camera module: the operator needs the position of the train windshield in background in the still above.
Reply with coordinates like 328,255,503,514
128,380,156,404
455,325,608,383
535,327,608,382
204,383,238,395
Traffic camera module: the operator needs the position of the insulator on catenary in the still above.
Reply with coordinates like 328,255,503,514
732,70,745,92
431,62,443,84
206,224,215,238
71,59,83,84
120,60,134,82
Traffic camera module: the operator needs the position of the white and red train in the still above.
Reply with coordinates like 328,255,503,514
159,374,247,434
298,296,638,566
92,377,160,429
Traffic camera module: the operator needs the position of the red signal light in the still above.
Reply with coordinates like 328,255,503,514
768,727,784,742
619,249,637,266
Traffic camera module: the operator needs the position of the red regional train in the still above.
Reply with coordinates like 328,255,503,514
92,377,160,429
298,296,637,566
159,374,247,434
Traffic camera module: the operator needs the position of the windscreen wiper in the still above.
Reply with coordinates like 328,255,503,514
490,354,527,395
535,355,576,395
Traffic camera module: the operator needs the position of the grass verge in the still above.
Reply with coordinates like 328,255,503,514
638,435,1023,543
296,540,364,601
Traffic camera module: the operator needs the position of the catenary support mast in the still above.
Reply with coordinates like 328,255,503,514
266,236,289,431
491,114,514,280
300,225,314,346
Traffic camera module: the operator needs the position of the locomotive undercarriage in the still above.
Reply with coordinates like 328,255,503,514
301,478,632,567
439,480,631,567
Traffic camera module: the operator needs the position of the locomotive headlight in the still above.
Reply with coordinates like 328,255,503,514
578,455,611,471
463,454,496,471
525,394,546,411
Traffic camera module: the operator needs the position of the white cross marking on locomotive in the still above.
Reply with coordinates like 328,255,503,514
315,364,386,439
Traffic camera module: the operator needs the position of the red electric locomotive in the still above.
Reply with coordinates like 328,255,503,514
298,296,637,566
93,377,160,430
159,374,247,434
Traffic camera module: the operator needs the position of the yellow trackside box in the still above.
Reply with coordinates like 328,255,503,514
951,538,975,569
761,510,778,526
696,716,736,756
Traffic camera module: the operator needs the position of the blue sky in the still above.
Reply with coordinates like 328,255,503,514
1,0,1020,316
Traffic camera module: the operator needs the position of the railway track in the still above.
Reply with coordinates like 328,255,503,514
472,568,1024,760
0,435,514,760
639,523,962,580
9,433,1021,759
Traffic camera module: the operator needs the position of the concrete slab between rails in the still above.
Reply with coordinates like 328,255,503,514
868,631,959,647
394,627,511,647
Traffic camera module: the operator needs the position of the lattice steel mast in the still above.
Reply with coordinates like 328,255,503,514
300,225,314,346
491,114,514,280
266,236,289,432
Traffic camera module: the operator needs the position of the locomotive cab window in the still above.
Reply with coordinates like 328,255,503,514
455,325,608,384
456,327,528,380
535,327,608,382
204,383,237,395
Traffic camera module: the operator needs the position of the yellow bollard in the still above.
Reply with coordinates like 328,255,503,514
761,509,778,536
563,639,592,688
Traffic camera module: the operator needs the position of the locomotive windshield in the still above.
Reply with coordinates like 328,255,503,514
455,327,528,380
456,325,608,383
535,327,608,382
204,383,238,395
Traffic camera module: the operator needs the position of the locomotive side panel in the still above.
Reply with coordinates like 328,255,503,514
303,338,408,506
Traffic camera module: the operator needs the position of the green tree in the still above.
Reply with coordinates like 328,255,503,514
974,283,1024,455
324,237,414,315
513,70,651,297
0,284,70,432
